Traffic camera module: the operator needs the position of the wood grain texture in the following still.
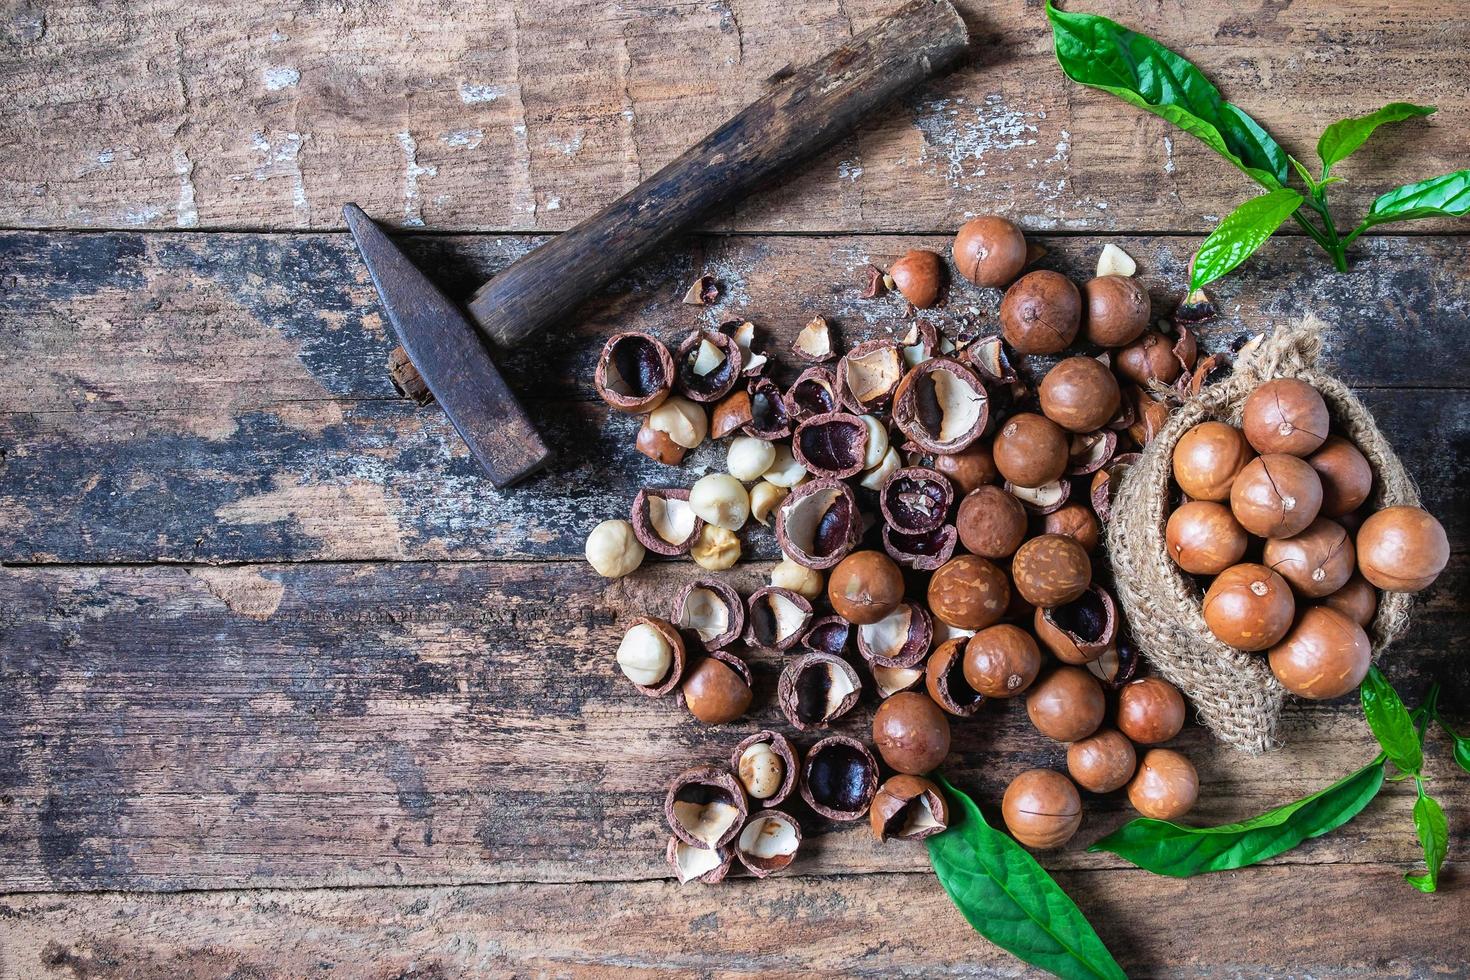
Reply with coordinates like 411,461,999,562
2,1,1467,234
3,865,1468,978
1,558,1463,893
3,231,1467,563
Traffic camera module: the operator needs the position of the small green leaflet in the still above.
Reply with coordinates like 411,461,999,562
1044,2,1287,190
1360,666,1423,776
1440,715,1470,775
1405,786,1448,893
1365,169,1470,225
1316,103,1436,177
1189,189,1303,291
1089,756,1385,877
927,776,1125,980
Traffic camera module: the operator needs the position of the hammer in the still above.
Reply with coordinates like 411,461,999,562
346,0,969,487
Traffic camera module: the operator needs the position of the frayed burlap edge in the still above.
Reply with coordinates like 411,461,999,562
1105,315,1420,754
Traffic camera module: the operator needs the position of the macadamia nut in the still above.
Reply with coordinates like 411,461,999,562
763,444,809,488
772,556,825,601
585,519,645,578
690,473,751,530
738,743,784,799
858,415,889,469
859,445,902,491
727,437,777,482
692,525,741,570
616,622,672,686
648,394,708,449
750,481,789,526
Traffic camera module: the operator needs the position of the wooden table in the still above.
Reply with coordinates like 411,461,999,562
2,1,1467,975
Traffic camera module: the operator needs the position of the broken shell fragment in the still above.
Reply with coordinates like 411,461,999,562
965,335,1017,386
744,586,814,652
837,339,905,414
1090,453,1140,521
710,389,755,439
880,467,954,534
683,274,719,306
665,764,748,850
796,617,851,660
616,617,687,697
1176,286,1217,323
667,835,733,884
801,735,879,822
1034,585,1117,664
1085,636,1142,690
595,331,675,414
793,412,870,479
872,664,926,698
785,366,840,421
745,377,793,440
1005,478,1071,515
870,774,950,842
793,316,836,362
636,421,687,466
775,479,860,569
778,652,862,730
630,488,703,556
857,600,934,669
676,329,743,403
1095,243,1136,278
882,523,958,571
735,810,802,877
731,731,799,808
926,637,985,717
1067,429,1117,476
898,320,940,367
672,579,745,651
891,358,989,454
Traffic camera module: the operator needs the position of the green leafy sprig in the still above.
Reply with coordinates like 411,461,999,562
1045,2,1470,290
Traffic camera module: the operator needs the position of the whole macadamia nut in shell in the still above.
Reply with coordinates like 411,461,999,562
1026,666,1106,742
1001,270,1081,354
927,555,1011,631
1172,421,1254,502
1230,454,1323,539
889,249,945,308
1067,728,1137,793
1002,769,1083,849
1116,677,1186,745
963,624,1041,698
1083,275,1150,348
993,413,1070,489
953,215,1027,288
1263,518,1355,598
1308,435,1374,517
1356,505,1448,592
1012,534,1092,608
956,485,1028,558
1166,501,1248,576
827,550,905,625
1128,749,1198,820
1267,606,1372,700
1039,356,1122,433
872,692,952,775
1202,563,1295,651
1242,378,1330,457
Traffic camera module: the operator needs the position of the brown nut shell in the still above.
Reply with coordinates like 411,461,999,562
1067,729,1138,794
710,389,754,439
828,550,905,625
953,216,1027,288
890,248,945,308
673,579,745,650
1166,500,1249,575
775,479,861,569
666,835,734,884
622,616,688,698
779,652,862,730
792,411,869,479
596,331,674,413
926,637,985,717
873,691,952,775
1044,503,1102,553
1067,429,1118,477
1308,435,1374,517
837,339,906,414
882,523,959,571
993,413,1069,489
664,764,748,850
1268,606,1372,700
891,358,990,454
1173,421,1255,502
1230,454,1323,539
857,600,934,669
1263,518,1355,599
871,774,950,842
1320,574,1378,627
1356,505,1449,592
800,615,855,657
1083,274,1150,347
1001,270,1081,354
1116,330,1182,387
1116,677,1187,745
1039,356,1122,433
1085,637,1142,690
801,735,879,821
881,467,955,534
734,811,803,878
1026,666,1106,742
1007,478,1072,516
745,377,793,440
872,664,927,698
792,316,836,363
932,442,999,494
1242,378,1329,457
1128,749,1198,820
731,731,799,808
1012,534,1092,608
744,586,814,651
1202,563,1296,651
1034,585,1117,664
963,624,1041,698
965,335,1017,385
1002,769,1083,849
681,650,753,725
631,488,704,556
956,485,1027,558
785,366,839,421
927,555,1011,631
675,329,743,403
1089,452,1140,522
637,421,688,466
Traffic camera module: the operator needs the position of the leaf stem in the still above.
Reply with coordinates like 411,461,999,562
1289,210,1334,254
1301,189,1349,272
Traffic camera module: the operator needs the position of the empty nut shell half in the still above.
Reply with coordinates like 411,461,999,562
596,331,674,414
731,731,799,808
892,358,990,454
672,579,745,650
744,586,814,651
801,735,879,822
619,617,688,697
837,339,906,414
792,316,836,362
675,329,743,403
926,637,985,717
1067,429,1117,476
857,600,934,669
666,835,733,884
710,389,754,439
1006,478,1071,515
735,811,803,878
965,335,1017,386
665,764,749,850
872,664,926,698
800,615,855,657
880,467,954,533
631,488,704,556
745,377,793,439
1034,585,1117,664
785,366,840,421
793,412,870,479
871,774,949,842
775,479,861,569
882,523,958,571
1086,636,1142,690
778,652,863,730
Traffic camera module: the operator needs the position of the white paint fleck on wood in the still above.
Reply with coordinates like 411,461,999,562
263,66,300,91
442,129,484,150
395,132,437,227
172,147,199,228
458,82,504,104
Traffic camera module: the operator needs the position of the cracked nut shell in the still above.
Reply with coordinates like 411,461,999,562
1001,270,1081,354
793,411,869,479
801,735,879,821
775,478,861,570
744,586,814,651
779,652,862,730
927,554,1010,631
667,835,733,884
1202,563,1295,651
1002,769,1082,849
785,366,840,421
631,487,703,556
881,467,954,534
871,774,950,842
926,637,985,717
837,339,906,414
891,358,989,454
617,617,687,697
1230,454,1323,538
673,579,745,650
1263,517,1355,598
675,329,743,403
873,691,951,775
734,811,802,878
857,600,934,669
732,731,799,808
890,248,945,308
745,377,794,440
883,523,958,571
1034,585,1117,664
596,331,674,414
1242,378,1329,457
710,389,754,439
665,764,748,850
800,615,855,657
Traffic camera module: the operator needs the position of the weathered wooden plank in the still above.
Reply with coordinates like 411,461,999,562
3,1,1467,235
1,558,1463,893
1,864,1466,978
4,230,1466,562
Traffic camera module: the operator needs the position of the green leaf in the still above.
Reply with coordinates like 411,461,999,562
1367,169,1470,224
1316,103,1436,177
1404,785,1448,893
1189,189,1304,290
1045,2,1287,190
1090,756,1385,877
1360,666,1423,775
927,776,1126,980
1435,713,1470,775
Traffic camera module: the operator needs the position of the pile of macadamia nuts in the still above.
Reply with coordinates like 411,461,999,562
1169,379,1449,699
590,216,1230,879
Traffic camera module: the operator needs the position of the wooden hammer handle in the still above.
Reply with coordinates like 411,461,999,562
468,0,968,349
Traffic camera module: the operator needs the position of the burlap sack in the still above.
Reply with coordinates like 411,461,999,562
1106,316,1419,753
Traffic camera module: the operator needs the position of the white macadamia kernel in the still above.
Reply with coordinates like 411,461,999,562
616,623,671,686
771,556,824,601
649,395,708,449
858,415,889,469
691,339,726,376
859,445,902,490
763,444,809,488
585,520,645,579
738,743,785,799
727,437,776,482
750,481,789,526
689,473,750,531
692,525,741,570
